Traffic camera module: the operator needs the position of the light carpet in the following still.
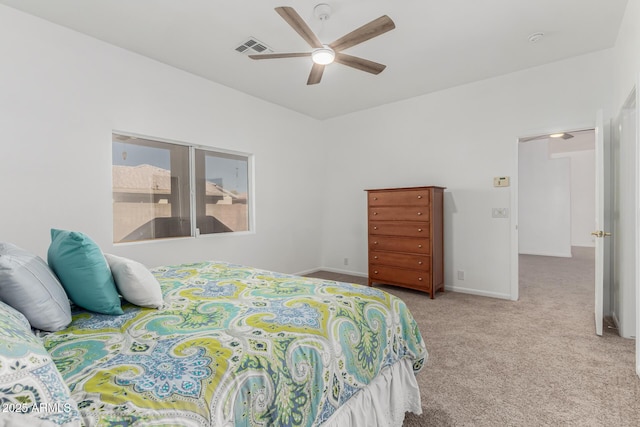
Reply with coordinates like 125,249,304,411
307,247,640,426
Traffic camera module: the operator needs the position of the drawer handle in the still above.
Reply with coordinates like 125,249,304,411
374,197,378,200
418,228,422,232
373,212,378,215
418,244,422,248
374,226,378,230
417,195,422,199
418,261,423,265
374,241,378,245
374,270,378,274
418,277,423,281
374,256,378,259
417,212,422,216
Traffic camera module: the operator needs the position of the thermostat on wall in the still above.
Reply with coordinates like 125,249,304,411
493,176,510,187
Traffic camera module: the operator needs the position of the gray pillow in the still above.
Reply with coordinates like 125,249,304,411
0,243,72,331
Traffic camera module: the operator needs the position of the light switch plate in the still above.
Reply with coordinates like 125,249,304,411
492,208,509,218
493,176,510,187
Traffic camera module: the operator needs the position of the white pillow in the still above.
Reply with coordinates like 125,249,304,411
104,254,163,308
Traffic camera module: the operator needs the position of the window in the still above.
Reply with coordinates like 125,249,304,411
112,133,251,243
194,150,249,235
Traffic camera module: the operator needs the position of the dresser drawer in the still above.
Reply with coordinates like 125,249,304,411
369,265,432,290
368,206,430,222
369,236,430,254
368,190,430,207
370,252,431,270
369,221,430,238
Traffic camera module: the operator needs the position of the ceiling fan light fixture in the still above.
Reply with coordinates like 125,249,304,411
311,46,335,65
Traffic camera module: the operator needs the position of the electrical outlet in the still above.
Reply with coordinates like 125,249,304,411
343,258,349,266
457,270,465,280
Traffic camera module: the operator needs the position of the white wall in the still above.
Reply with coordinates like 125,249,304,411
551,149,596,248
518,140,572,257
0,5,326,274
567,150,596,248
0,3,628,304
518,139,596,256
548,132,598,251
611,0,640,340
612,99,637,338
612,0,640,112
321,51,613,299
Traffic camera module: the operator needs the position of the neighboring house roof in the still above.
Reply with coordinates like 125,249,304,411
113,164,171,195
112,164,244,200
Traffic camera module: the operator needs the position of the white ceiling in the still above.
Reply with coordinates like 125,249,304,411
1,0,629,120
521,129,596,154
548,130,595,154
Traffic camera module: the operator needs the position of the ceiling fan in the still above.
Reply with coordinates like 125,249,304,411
249,5,395,85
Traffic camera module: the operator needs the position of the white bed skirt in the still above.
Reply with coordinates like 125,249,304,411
323,358,422,427
0,359,421,427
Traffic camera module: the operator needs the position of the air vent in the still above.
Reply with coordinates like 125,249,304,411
252,44,268,53
235,37,273,55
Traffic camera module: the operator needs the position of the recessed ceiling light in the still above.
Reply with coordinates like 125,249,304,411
549,133,565,138
528,32,545,43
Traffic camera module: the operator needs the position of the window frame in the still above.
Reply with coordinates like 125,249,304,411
112,131,255,245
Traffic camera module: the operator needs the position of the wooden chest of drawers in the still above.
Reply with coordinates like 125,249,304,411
366,186,445,298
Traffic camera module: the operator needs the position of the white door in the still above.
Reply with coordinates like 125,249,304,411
593,110,605,336
623,80,640,377
635,79,640,378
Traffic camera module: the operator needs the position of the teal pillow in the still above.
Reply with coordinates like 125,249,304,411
47,229,123,315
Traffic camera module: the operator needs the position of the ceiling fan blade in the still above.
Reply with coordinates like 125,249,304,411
334,53,386,75
249,52,311,60
329,15,395,52
307,63,325,85
276,6,323,49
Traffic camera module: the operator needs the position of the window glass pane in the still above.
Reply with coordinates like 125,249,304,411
195,149,249,234
112,134,191,243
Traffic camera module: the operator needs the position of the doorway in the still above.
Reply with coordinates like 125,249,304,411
516,129,597,306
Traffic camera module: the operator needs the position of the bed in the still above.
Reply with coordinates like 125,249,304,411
46,261,427,426
3,259,427,426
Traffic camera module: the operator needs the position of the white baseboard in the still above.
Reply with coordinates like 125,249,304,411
292,267,323,276
295,269,511,301
518,250,572,258
320,267,368,277
445,285,511,300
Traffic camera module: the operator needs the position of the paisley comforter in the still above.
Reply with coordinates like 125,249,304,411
42,261,427,426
